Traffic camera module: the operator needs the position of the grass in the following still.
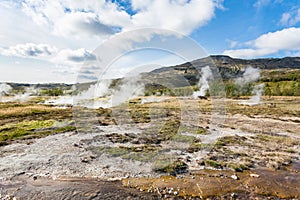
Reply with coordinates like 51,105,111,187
0,102,73,125
152,156,188,175
171,134,197,143
225,97,300,118
227,163,249,172
215,135,247,147
0,120,54,141
179,125,209,135
0,119,76,142
187,142,203,153
205,159,223,169
0,101,74,143
255,134,299,146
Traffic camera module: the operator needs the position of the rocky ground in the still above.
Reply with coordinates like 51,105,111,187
0,96,299,199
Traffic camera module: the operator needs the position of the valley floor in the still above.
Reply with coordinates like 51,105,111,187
0,96,299,199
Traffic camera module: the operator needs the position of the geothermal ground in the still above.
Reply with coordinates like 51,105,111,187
0,96,299,199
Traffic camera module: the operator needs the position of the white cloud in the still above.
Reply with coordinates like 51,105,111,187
0,43,96,68
0,0,222,83
254,27,300,50
223,27,300,58
21,0,128,38
128,0,216,34
53,12,115,38
20,0,219,37
54,48,96,65
279,8,300,26
0,43,57,58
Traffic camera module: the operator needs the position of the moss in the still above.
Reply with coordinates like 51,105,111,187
0,120,55,141
196,127,209,135
187,142,202,153
285,148,296,153
179,125,208,135
105,133,133,143
98,146,129,157
152,157,188,175
215,136,247,146
0,119,76,142
171,134,197,143
139,119,181,144
205,159,223,169
228,163,249,172
122,152,158,162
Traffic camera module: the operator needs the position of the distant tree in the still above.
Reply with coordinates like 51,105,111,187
226,82,239,97
291,81,300,96
275,83,282,96
41,88,64,96
264,83,271,97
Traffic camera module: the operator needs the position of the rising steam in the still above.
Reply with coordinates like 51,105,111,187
0,83,38,103
239,83,264,106
193,66,213,99
235,66,260,85
236,66,264,106
46,76,145,109
0,83,12,96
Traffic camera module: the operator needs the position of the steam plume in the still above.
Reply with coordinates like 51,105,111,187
235,66,260,85
193,66,213,98
46,76,144,109
236,67,264,106
239,83,264,106
0,83,12,96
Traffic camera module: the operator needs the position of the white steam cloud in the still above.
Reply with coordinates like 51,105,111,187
14,87,37,102
236,66,264,106
193,66,213,98
240,83,264,106
0,83,12,96
45,79,112,108
0,84,38,103
46,76,145,109
111,76,144,107
235,66,260,86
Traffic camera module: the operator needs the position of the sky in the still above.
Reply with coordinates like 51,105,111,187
1,0,300,83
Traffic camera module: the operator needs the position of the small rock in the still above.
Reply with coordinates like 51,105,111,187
81,157,90,163
231,174,239,180
250,173,260,178
231,193,237,198
177,175,183,179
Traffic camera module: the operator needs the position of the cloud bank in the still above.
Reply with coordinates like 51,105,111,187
224,27,300,58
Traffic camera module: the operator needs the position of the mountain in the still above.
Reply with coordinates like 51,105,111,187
153,55,300,72
2,56,300,91
146,55,300,86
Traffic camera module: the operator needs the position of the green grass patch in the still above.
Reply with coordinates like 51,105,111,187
205,159,223,169
0,120,55,141
228,163,249,172
152,157,188,175
0,119,76,142
171,134,197,143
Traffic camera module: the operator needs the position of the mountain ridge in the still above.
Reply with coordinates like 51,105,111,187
152,55,300,74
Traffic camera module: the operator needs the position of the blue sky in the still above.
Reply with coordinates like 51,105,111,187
0,0,300,83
